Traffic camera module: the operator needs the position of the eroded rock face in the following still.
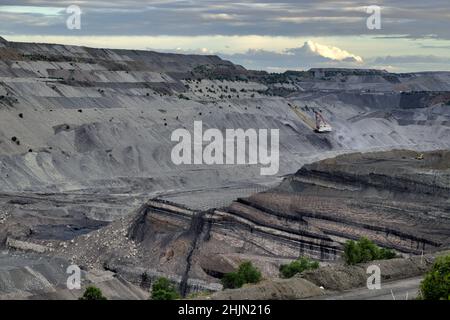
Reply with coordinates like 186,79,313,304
229,150,450,255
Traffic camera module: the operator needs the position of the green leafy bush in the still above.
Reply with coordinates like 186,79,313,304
343,237,397,265
221,272,245,290
221,261,262,289
151,277,181,300
379,247,397,260
419,255,450,300
238,261,262,284
79,286,107,300
343,240,361,265
279,257,319,278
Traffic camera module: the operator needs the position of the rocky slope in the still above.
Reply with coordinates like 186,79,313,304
0,250,148,300
39,150,450,296
227,150,450,256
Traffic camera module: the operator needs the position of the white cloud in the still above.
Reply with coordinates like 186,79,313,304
298,40,363,63
220,40,365,71
201,13,236,21
0,5,63,16
275,16,363,23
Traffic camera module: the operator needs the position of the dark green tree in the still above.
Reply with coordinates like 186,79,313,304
358,237,381,263
151,277,181,300
280,257,320,278
343,240,362,265
221,261,262,289
79,286,107,300
379,247,397,260
343,237,397,265
221,272,245,289
237,261,262,284
419,255,450,300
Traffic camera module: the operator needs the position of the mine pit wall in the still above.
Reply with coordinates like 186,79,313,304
127,200,195,242
146,175,440,262
209,206,339,260
295,168,450,198
334,91,444,110
132,200,340,261
127,201,228,296
264,200,441,255
227,186,445,254
125,200,341,295
301,215,437,254
264,154,450,254
144,199,340,263
221,200,340,260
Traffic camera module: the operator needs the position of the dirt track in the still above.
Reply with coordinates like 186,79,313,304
315,276,423,300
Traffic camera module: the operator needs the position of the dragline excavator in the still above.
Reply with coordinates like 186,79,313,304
314,111,332,133
289,104,333,133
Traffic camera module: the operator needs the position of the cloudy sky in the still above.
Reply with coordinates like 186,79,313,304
1,0,450,72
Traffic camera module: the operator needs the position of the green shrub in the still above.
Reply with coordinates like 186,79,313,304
419,255,450,300
221,261,262,289
379,247,397,260
358,237,382,262
79,286,107,300
151,277,181,300
343,240,362,265
238,261,262,284
343,237,397,265
221,272,245,289
279,257,319,278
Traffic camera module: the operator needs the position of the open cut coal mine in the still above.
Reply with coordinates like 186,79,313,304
0,36,450,298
